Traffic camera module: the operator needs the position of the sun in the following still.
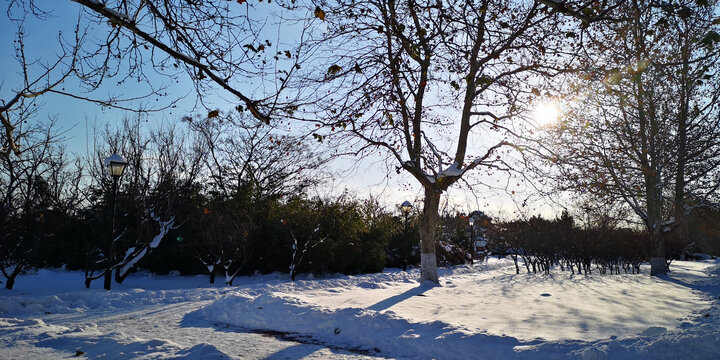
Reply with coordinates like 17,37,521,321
533,101,561,126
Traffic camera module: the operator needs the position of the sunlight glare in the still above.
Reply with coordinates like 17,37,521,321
534,102,560,126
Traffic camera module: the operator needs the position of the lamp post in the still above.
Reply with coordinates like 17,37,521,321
400,200,412,271
103,154,127,290
468,217,475,265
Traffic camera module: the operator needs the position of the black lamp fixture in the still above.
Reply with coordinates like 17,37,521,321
102,154,127,290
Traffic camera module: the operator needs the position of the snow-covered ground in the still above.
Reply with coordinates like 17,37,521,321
2,258,719,359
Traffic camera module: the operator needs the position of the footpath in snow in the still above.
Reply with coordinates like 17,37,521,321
1,258,720,359
0,271,379,359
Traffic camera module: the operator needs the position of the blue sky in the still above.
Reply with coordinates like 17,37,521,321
0,1,555,219
0,1,205,156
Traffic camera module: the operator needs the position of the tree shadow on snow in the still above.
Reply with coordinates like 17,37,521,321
263,343,327,360
658,263,720,298
179,312,382,358
366,284,433,312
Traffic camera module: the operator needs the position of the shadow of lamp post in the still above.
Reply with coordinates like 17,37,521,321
468,217,475,265
401,200,412,271
103,154,128,290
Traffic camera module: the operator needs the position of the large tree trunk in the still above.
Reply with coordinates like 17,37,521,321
419,187,441,284
648,199,667,276
630,8,666,277
650,237,667,275
647,161,666,276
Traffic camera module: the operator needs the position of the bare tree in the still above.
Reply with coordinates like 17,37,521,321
84,117,191,288
187,195,254,286
186,113,328,202
665,1,720,259
290,0,585,283
538,0,720,275
183,112,329,285
0,118,70,289
2,2,176,158
69,0,310,124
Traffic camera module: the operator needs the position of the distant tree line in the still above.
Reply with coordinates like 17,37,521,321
0,114,427,289
487,210,720,276
3,113,720,290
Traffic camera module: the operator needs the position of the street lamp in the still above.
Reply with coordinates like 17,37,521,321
468,217,475,265
400,200,412,271
103,154,127,290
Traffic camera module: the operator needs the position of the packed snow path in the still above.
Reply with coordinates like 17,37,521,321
1,301,384,359
2,258,720,359
0,272,385,359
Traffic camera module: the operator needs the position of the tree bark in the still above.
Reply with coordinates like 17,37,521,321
419,187,441,284
650,233,667,276
115,266,130,284
634,19,666,276
3,265,22,290
673,36,690,263
648,187,667,276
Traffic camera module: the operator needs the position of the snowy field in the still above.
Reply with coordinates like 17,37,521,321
1,258,720,359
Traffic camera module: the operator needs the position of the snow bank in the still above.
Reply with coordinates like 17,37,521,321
0,317,188,359
0,288,213,317
196,289,720,359
197,290,528,359
0,269,230,317
194,259,720,359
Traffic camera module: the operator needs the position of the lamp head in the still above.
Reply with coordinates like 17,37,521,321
400,200,412,213
104,154,128,178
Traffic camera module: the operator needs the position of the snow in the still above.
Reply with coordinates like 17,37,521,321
103,153,126,166
1,270,374,359
2,259,720,359
118,248,147,276
149,216,175,249
122,247,136,262
438,161,464,178
118,215,175,278
281,269,705,342
105,7,130,21
205,262,219,274
475,238,488,247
